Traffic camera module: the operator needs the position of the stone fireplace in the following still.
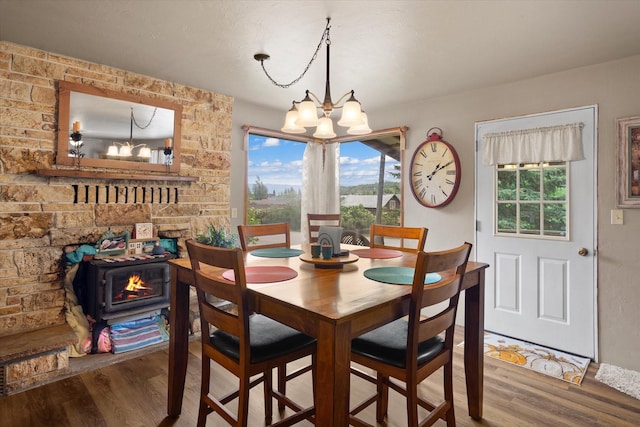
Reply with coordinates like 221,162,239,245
0,41,233,394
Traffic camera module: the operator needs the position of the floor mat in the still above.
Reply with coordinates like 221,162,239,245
595,363,640,400
461,332,591,384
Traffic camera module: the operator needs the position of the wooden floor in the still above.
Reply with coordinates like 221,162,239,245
1,328,639,426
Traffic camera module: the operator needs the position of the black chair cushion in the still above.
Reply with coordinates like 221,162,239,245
210,314,316,364
351,318,444,368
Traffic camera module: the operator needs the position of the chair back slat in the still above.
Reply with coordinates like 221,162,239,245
238,223,291,251
308,213,341,243
199,298,241,337
417,306,457,343
419,278,461,307
369,224,427,253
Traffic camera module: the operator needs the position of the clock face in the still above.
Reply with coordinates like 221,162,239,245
409,139,461,208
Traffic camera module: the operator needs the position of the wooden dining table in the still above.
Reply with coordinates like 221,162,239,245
166,244,488,426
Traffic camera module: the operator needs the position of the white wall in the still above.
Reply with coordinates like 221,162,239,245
231,54,640,371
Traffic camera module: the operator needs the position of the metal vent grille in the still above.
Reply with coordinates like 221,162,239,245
71,184,179,204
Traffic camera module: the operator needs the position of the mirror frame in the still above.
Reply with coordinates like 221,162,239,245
57,81,183,173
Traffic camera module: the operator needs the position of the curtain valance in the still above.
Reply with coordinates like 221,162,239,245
482,122,584,165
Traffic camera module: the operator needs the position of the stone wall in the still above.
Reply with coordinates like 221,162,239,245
0,41,233,392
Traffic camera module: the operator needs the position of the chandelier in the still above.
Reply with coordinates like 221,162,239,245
107,107,154,158
254,18,372,139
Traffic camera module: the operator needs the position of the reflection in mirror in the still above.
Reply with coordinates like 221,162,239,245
57,81,182,173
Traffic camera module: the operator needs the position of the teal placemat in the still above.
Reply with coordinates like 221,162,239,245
364,267,441,285
249,248,305,258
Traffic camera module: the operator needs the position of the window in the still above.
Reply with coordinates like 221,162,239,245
495,162,568,239
245,128,405,244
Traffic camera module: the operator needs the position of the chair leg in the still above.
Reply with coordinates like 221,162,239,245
238,375,251,427
376,373,389,422
277,365,286,412
264,369,273,424
198,357,211,427
444,362,456,426
406,375,419,427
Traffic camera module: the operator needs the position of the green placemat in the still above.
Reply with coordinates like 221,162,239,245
249,248,305,258
364,267,441,285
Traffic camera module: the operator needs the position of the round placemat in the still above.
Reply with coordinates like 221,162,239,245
222,266,298,283
249,248,305,258
349,248,403,259
363,267,441,285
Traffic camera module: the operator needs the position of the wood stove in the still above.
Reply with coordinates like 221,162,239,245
79,254,176,324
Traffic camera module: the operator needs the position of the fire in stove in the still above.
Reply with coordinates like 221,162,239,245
116,274,153,300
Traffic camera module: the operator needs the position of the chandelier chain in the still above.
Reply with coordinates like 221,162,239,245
131,107,158,130
259,20,331,89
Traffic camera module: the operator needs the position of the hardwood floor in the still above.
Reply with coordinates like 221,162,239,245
1,328,639,426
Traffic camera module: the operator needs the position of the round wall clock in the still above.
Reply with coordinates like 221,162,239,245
409,128,461,208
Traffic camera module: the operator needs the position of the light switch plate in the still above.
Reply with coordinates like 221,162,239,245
231,208,238,218
611,209,623,225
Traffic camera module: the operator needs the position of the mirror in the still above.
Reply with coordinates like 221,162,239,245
57,81,182,173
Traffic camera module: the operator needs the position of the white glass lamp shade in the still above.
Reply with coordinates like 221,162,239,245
119,144,132,157
107,144,119,156
337,100,364,127
313,117,337,139
281,109,306,134
347,112,372,136
296,99,319,127
138,146,151,158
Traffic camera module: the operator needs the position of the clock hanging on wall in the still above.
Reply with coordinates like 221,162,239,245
409,128,461,208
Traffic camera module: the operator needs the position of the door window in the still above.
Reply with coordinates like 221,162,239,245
496,162,568,239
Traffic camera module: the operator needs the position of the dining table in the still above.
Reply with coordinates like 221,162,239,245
166,244,488,427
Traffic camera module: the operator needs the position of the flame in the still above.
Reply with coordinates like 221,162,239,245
125,275,151,293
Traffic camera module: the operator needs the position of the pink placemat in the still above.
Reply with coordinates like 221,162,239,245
349,248,403,259
222,266,298,283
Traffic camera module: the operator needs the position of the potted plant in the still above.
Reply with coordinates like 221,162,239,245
196,224,238,248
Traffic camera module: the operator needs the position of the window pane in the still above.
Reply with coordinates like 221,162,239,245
519,203,540,234
543,167,566,201
248,135,305,243
340,140,401,233
543,203,566,236
519,169,540,201
497,202,517,233
497,169,517,200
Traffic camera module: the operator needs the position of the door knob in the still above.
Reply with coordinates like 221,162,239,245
578,247,588,256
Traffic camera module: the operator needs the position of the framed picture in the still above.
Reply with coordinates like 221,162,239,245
135,222,154,239
617,116,640,207
96,232,128,257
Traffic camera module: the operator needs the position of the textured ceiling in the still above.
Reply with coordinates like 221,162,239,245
2,0,640,115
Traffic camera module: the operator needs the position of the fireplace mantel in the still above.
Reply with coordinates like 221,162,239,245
37,168,198,182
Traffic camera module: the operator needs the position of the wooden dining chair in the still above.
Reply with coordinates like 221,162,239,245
340,230,370,247
237,223,291,251
349,242,472,427
186,239,316,427
369,224,428,253
307,213,341,243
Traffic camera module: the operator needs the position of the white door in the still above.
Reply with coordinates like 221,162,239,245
475,106,597,358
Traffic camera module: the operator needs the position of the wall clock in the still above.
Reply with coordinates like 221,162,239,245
409,128,461,208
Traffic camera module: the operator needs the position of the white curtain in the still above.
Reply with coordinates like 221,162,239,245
300,142,340,245
482,122,584,165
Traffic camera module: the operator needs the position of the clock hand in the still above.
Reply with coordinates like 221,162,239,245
427,160,454,180
426,163,441,181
